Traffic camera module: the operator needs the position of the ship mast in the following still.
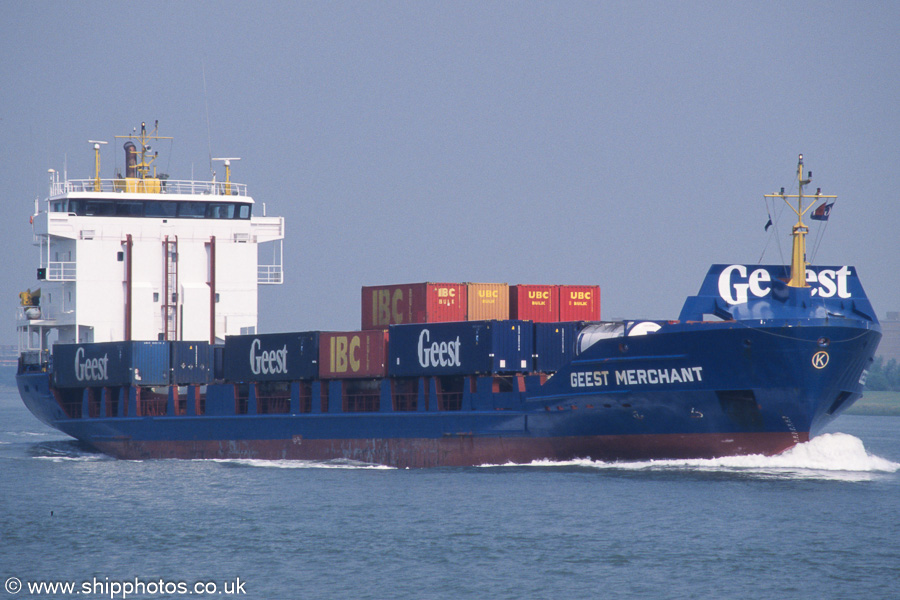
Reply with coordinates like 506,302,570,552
88,139,107,191
115,120,172,179
764,154,837,288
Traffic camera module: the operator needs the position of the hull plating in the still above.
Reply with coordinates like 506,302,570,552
91,432,804,468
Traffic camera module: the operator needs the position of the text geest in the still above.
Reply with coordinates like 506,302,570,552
249,339,288,375
74,347,109,382
417,329,462,369
717,265,851,305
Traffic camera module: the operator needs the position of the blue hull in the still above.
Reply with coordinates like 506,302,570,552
16,318,880,467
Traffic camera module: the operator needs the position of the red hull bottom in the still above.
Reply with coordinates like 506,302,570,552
92,432,807,468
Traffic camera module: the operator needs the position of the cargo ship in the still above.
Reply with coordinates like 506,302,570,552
15,126,882,467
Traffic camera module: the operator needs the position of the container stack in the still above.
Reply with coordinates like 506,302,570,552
55,280,602,388
362,282,600,328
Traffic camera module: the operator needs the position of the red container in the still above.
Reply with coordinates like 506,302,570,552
319,330,389,379
558,285,600,321
361,283,467,329
510,284,559,322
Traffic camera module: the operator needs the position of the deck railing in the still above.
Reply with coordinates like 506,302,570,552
258,264,283,284
51,178,249,197
46,261,77,281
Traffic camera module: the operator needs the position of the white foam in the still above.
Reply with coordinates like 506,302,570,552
33,454,107,463
488,433,900,481
206,458,395,470
8,431,54,438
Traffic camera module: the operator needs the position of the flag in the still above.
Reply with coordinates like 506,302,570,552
764,217,773,231
810,202,834,221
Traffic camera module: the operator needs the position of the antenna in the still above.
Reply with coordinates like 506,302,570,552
88,140,108,191
212,157,240,195
202,59,213,176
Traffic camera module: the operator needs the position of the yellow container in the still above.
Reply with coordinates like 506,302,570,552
466,283,509,321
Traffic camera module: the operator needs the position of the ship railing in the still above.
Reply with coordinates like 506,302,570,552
17,350,50,373
45,261,77,281
51,179,249,197
258,264,283,284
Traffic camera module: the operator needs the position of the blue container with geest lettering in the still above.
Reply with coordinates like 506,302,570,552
223,332,319,382
388,320,533,376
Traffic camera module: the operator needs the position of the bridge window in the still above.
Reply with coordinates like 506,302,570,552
116,201,144,217
208,203,235,219
177,201,207,218
64,199,252,219
145,201,177,217
70,199,115,216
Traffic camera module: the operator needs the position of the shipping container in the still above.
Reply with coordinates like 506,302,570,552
53,341,170,388
171,341,212,384
212,345,225,381
510,284,558,322
131,341,172,385
558,285,601,321
224,332,319,382
319,330,389,379
361,283,466,329
388,320,533,377
466,283,509,321
534,322,583,372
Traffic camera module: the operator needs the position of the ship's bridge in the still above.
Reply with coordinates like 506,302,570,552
20,171,285,359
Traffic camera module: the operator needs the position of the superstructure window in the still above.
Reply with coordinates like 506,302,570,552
208,203,236,219
144,201,177,217
65,199,252,219
116,201,143,217
177,201,207,218
82,200,115,216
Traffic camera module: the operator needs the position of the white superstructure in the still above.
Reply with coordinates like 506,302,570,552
17,123,284,358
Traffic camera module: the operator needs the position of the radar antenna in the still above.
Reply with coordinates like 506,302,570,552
212,157,241,195
87,140,108,191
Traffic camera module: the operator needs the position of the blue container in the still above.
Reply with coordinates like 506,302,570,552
223,332,319,382
212,345,225,381
131,341,171,385
171,341,211,384
534,322,583,372
388,320,533,377
52,341,170,388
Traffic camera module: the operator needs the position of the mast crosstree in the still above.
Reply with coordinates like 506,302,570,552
764,154,837,288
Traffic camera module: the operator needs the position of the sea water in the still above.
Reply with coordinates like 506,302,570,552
1,368,898,600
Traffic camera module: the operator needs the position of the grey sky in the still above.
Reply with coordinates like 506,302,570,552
2,1,898,344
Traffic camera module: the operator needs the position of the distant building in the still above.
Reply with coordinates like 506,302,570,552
0,345,17,367
878,312,900,363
